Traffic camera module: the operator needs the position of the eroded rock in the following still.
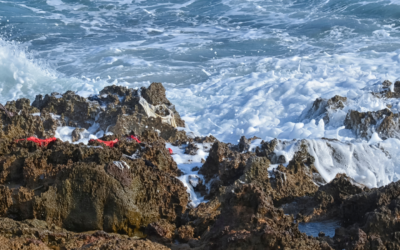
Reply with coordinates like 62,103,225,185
0,136,188,237
0,217,169,249
344,108,400,139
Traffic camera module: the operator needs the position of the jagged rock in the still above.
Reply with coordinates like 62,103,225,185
394,81,400,94
33,159,187,236
194,135,217,144
71,128,85,142
32,91,100,129
181,198,221,238
255,138,287,164
28,83,186,143
140,129,162,144
141,82,170,106
0,136,188,237
176,225,194,243
196,184,332,249
145,219,176,244
300,95,347,125
198,141,252,185
235,135,260,152
382,80,392,88
320,179,400,249
344,108,400,139
141,140,182,176
200,140,322,204
184,142,199,155
283,174,368,222
0,100,59,140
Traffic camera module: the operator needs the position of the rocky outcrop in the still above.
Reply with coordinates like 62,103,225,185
8,82,400,249
180,183,332,249
0,103,58,140
300,95,347,125
198,141,252,185
326,179,400,249
344,108,400,139
0,136,188,237
282,174,368,222
29,83,187,142
0,217,169,249
200,139,322,204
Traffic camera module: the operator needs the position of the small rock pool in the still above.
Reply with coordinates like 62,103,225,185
298,220,340,237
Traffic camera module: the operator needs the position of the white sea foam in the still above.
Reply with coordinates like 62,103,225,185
167,142,210,207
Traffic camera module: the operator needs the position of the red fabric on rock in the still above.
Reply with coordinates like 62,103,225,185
90,138,119,148
16,137,57,147
130,135,141,143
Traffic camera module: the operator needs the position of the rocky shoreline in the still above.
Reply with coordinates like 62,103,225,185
1,81,400,249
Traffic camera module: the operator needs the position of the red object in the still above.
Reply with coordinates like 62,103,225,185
15,137,57,147
168,148,173,155
90,138,119,148
130,135,141,143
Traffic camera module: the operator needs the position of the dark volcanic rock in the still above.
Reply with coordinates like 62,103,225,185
255,138,286,164
200,139,322,204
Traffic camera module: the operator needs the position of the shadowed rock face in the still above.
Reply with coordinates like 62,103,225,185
282,174,369,223
0,137,188,237
326,180,400,249
199,141,252,186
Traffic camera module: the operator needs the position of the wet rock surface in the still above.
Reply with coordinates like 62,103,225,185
3,82,400,249
300,95,347,125
344,108,400,140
